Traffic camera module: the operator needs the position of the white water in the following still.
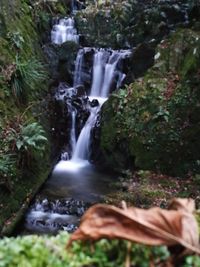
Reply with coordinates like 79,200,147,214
26,198,79,233
70,111,77,154
73,49,84,87
90,50,109,97
71,0,77,13
90,49,130,97
51,17,79,44
72,97,107,161
101,52,122,97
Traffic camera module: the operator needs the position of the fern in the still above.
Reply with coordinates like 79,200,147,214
16,122,48,152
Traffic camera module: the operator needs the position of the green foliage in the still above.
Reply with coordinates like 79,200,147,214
16,122,48,153
0,154,17,190
11,56,47,104
7,31,25,50
0,232,171,267
0,118,48,185
183,255,200,267
0,231,198,266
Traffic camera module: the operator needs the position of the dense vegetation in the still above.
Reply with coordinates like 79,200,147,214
0,231,200,267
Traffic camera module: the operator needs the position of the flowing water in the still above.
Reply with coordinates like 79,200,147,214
51,17,79,44
23,10,131,234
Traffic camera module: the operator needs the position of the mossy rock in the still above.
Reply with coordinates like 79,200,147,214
75,0,197,49
100,29,200,176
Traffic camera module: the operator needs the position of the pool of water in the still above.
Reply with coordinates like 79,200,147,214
21,161,115,234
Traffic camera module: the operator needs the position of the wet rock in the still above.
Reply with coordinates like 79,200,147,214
189,5,200,22
25,198,91,234
75,85,86,97
90,99,99,107
126,43,155,81
75,0,193,49
43,44,60,81
161,4,186,25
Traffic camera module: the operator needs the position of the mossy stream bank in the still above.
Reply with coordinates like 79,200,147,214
0,0,71,236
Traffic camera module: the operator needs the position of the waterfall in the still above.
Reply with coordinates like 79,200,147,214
101,52,122,97
51,17,79,45
71,0,78,13
72,97,106,161
53,42,131,169
70,111,77,155
90,49,130,98
73,49,84,87
72,107,96,161
70,49,130,162
90,50,109,97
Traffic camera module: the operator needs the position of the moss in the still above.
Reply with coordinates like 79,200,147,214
100,29,200,176
0,0,58,235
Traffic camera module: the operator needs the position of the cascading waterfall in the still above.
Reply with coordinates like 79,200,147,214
69,49,130,163
90,50,109,97
24,0,193,235
54,48,130,171
72,97,107,161
51,17,79,44
51,12,131,170
70,111,77,155
73,49,84,87
101,51,123,97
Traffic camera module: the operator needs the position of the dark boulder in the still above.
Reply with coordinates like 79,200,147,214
125,43,155,83
90,99,99,107
75,85,86,97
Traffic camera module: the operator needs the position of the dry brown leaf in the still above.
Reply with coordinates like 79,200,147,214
68,198,200,254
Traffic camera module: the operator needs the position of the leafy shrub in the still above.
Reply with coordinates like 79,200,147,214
0,154,17,191
0,231,197,266
0,232,171,267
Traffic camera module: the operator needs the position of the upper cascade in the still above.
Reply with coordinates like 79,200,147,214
90,49,131,97
72,48,131,97
51,17,79,45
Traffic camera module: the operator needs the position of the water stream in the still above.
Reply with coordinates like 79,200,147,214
23,5,131,234
51,17,79,44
